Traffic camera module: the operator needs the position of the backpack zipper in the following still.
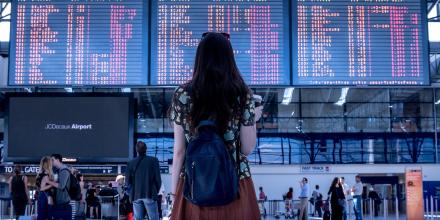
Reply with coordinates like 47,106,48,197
191,161,195,200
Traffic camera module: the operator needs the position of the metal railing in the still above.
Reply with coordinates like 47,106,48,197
1,196,439,219
257,197,440,219
425,196,440,220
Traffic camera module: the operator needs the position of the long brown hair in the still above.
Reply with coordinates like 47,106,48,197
39,156,53,179
187,32,250,134
332,177,341,187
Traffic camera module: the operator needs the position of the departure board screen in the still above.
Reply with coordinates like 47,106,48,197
294,0,429,85
151,0,290,85
8,0,147,86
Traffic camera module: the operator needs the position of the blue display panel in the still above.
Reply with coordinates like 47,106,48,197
9,0,147,86
294,0,429,85
151,0,290,85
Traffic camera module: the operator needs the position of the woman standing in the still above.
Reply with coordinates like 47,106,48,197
169,32,263,220
36,156,55,220
76,173,87,218
328,177,346,220
9,165,30,219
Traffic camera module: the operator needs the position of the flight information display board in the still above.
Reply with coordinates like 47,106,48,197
9,0,147,86
150,0,290,85
8,0,429,86
294,0,429,85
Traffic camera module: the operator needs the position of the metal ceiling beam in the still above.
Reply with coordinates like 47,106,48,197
0,3,7,15
428,0,440,15
0,2,10,22
429,15,440,22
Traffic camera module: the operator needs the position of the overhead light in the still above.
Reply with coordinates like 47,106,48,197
24,87,32,93
64,87,73,93
121,88,131,93
435,99,440,105
281,87,295,105
334,87,349,106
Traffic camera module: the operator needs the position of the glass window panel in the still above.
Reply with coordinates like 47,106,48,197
254,88,299,103
0,22,10,42
347,118,390,132
301,118,345,133
346,89,389,102
431,53,440,77
429,23,440,42
276,118,300,133
285,138,303,164
301,103,344,117
346,103,390,117
136,119,165,133
139,137,173,163
390,103,433,117
391,118,434,132
137,90,166,119
390,89,433,103
163,120,173,132
255,137,285,164
390,136,435,163
300,88,342,103
359,138,387,164
340,139,364,163
278,103,299,118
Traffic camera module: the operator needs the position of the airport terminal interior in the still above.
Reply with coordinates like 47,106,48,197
0,0,440,219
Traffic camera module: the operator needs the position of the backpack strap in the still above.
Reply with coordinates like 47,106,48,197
196,120,216,130
235,135,241,199
59,168,71,191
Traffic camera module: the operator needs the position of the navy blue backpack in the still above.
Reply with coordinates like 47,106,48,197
183,120,239,206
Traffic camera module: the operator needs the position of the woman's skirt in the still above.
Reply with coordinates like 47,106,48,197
170,177,260,220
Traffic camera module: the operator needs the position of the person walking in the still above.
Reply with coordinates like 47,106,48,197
341,177,350,220
126,141,162,220
299,177,309,220
258,187,267,216
352,175,363,220
76,173,87,219
9,165,30,219
168,32,263,220
328,177,346,220
312,185,323,217
259,187,267,202
368,187,381,217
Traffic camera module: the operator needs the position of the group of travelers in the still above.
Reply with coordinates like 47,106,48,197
9,154,74,220
255,175,371,220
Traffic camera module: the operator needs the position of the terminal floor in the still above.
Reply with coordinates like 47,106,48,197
260,214,439,220
3,215,440,220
